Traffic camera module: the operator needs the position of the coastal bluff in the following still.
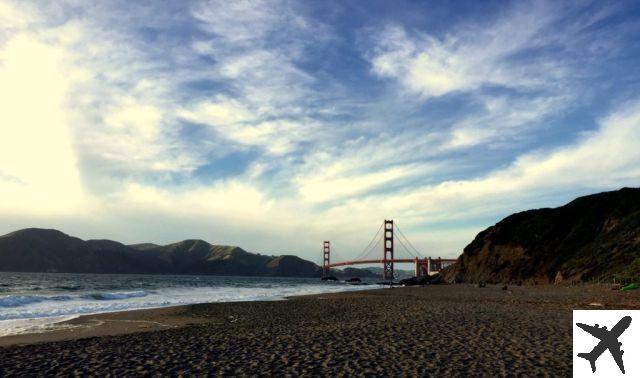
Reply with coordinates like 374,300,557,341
443,187,640,284
0,229,320,277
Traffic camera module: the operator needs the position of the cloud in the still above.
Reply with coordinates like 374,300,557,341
179,96,320,155
363,2,613,156
111,180,273,223
444,95,568,149
191,0,303,44
0,33,85,214
0,2,33,30
0,1,638,263
290,126,448,205
326,99,640,231
181,0,337,159
367,4,561,98
104,96,163,139
296,163,429,204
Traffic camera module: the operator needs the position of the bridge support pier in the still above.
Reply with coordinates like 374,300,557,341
322,241,330,278
415,257,430,277
383,220,394,280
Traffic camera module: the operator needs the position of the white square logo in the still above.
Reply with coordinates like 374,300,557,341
574,310,640,377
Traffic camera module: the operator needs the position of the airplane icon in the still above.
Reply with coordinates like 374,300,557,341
576,315,632,374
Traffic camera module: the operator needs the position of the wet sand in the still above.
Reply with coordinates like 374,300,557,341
1,284,638,376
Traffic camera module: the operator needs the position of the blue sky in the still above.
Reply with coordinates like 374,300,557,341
1,1,639,262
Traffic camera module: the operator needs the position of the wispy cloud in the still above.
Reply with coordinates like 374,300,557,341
362,1,635,156
1,0,639,261
328,99,640,228
444,94,568,150
183,0,332,157
367,3,562,98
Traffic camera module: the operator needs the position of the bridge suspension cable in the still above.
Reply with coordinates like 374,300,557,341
317,244,327,267
395,223,423,258
351,221,385,262
330,244,347,264
395,233,419,259
361,234,384,261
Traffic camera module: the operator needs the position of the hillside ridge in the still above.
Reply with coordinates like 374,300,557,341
0,229,320,277
443,187,640,284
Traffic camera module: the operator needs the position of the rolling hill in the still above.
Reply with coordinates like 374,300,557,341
0,228,321,277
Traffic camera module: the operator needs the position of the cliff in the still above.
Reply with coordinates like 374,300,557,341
442,187,640,284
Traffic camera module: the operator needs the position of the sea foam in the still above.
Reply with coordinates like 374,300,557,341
0,274,377,337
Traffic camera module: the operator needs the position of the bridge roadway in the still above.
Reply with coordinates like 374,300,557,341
328,258,457,268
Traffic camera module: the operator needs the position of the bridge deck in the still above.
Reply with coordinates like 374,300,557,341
328,258,457,268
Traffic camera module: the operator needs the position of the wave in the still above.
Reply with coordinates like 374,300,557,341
53,285,83,291
0,295,74,308
0,291,150,308
82,291,150,300
0,280,379,336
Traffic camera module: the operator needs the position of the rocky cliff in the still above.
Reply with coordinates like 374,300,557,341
443,187,640,284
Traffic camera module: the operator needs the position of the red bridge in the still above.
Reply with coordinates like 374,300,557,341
321,220,456,280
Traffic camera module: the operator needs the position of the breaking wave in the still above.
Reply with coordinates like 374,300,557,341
0,295,74,308
82,291,150,300
0,273,379,336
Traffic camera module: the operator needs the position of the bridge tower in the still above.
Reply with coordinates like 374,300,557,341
322,241,330,278
383,220,394,280
414,257,429,277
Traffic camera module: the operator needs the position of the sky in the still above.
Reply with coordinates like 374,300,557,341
1,0,639,262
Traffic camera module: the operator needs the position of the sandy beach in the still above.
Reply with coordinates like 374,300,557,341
1,284,638,375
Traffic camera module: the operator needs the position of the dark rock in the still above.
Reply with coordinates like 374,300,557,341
345,277,361,283
399,274,444,286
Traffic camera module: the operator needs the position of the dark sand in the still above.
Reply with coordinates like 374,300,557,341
1,284,638,376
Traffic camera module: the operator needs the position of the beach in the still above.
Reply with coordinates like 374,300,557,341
1,284,638,375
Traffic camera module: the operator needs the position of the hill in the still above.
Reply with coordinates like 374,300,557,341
0,229,155,274
443,187,640,284
0,229,322,277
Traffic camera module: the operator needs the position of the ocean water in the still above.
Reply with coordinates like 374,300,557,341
0,272,377,337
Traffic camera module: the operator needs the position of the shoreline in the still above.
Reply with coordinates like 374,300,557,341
0,279,381,342
0,285,380,347
1,284,639,375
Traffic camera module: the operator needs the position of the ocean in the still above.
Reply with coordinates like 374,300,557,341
0,272,377,337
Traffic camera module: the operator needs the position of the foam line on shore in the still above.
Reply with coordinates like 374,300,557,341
0,283,378,337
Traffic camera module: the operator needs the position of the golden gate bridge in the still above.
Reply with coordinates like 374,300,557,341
321,220,456,280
